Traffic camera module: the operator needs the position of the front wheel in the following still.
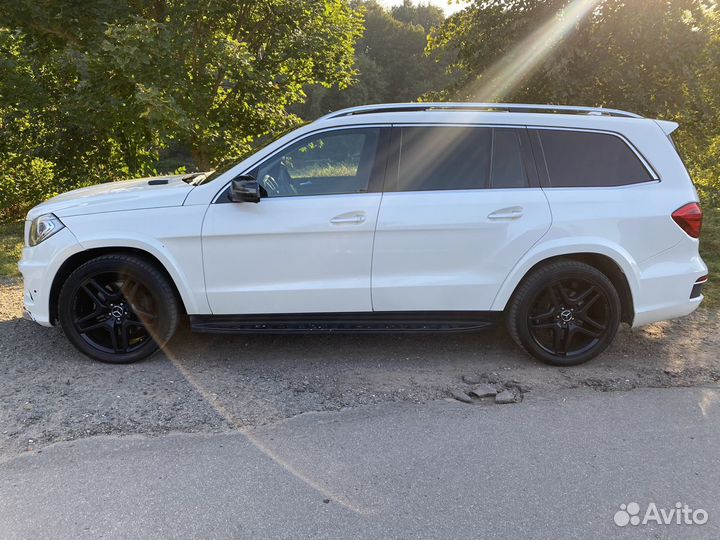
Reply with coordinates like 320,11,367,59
58,254,180,363
506,260,621,366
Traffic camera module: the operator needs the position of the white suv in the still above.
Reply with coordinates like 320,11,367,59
19,103,708,366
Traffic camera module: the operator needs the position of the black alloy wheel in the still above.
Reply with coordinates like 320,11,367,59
58,254,180,363
507,260,621,366
528,277,610,358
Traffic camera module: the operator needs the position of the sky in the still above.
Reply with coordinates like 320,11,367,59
377,0,469,16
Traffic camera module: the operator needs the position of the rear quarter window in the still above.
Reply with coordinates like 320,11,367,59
537,129,653,187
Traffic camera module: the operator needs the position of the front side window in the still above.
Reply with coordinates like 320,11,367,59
255,128,380,197
538,129,653,187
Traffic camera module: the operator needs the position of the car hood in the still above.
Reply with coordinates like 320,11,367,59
27,174,197,220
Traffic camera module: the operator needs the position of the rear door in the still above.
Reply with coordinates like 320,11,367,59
371,125,552,312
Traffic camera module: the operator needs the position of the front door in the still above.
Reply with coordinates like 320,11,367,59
202,127,388,314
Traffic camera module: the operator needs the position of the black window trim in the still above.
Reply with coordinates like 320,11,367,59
383,123,540,193
213,124,392,204
528,126,660,189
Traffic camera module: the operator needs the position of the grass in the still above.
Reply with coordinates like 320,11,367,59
289,161,358,178
0,210,718,307
0,221,23,279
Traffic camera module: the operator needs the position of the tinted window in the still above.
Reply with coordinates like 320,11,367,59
491,129,528,188
256,128,380,197
397,127,492,191
538,130,652,187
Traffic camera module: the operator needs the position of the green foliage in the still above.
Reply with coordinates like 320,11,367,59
427,0,720,207
700,209,720,308
295,0,450,119
3,0,720,217
0,155,57,222
291,162,358,178
0,221,23,278
0,0,362,220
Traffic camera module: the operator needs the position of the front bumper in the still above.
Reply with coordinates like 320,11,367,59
18,227,82,327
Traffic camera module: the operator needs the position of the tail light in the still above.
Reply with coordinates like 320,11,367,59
672,202,703,238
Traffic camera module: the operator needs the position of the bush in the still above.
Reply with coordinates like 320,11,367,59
690,136,720,208
0,154,57,222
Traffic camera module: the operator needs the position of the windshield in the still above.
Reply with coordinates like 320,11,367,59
194,123,308,186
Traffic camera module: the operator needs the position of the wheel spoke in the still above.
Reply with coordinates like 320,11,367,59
552,326,564,355
574,325,603,339
531,322,558,330
74,307,103,325
107,320,125,352
107,320,118,351
533,306,555,320
576,312,607,331
563,326,576,352
577,290,601,313
119,320,130,351
80,279,110,308
530,306,556,328
573,285,596,304
76,314,111,333
547,285,563,309
556,283,573,304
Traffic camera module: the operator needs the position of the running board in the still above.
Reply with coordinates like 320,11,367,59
189,312,500,335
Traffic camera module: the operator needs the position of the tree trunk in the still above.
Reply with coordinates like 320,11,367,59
190,146,211,171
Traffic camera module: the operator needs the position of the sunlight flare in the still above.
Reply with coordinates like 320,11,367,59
467,0,603,102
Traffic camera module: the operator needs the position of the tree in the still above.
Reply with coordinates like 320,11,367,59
295,1,450,119
391,0,446,33
0,0,362,219
427,0,720,204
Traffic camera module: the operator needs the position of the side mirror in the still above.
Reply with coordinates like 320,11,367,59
229,175,261,203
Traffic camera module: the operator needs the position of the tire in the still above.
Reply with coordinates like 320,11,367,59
58,254,180,364
506,260,621,366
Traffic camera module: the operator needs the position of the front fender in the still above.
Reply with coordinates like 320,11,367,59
489,237,641,311
61,206,209,315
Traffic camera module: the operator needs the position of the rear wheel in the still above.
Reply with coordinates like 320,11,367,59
58,254,180,363
506,260,621,366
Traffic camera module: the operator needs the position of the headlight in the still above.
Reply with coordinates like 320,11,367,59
28,213,65,246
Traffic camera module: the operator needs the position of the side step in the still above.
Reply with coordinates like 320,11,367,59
189,312,500,335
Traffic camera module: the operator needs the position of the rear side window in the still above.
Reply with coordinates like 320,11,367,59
395,126,528,192
538,129,653,187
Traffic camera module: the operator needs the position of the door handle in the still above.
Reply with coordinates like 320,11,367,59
488,206,524,220
330,213,367,225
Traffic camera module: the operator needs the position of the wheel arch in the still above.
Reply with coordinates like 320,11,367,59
49,247,188,324
493,248,637,324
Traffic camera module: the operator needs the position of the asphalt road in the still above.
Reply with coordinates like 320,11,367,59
1,386,719,539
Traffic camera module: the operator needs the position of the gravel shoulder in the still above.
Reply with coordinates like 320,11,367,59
1,279,719,458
